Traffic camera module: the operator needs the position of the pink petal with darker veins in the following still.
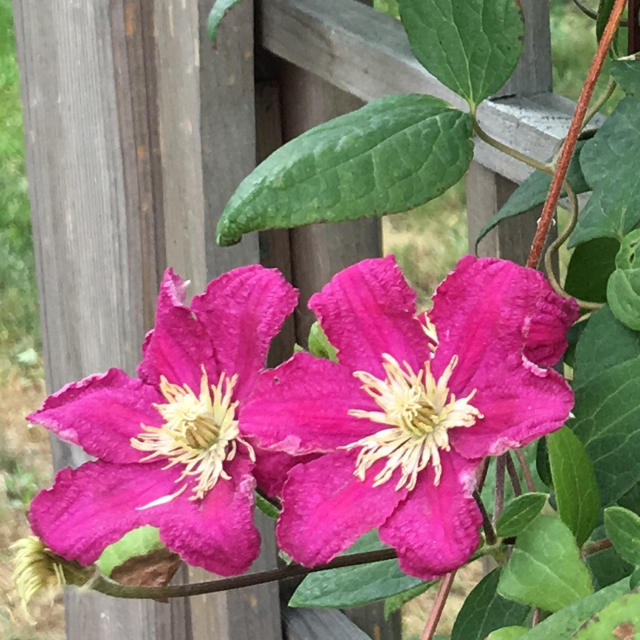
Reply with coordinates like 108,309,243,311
451,356,573,459
29,455,260,576
309,256,432,378
276,451,407,567
191,265,298,401
27,369,162,464
428,256,578,391
241,353,378,455
138,268,217,392
379,451,482,580
251,446,318,498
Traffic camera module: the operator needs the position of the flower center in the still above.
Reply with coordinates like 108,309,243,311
131,369,254,504
345,354,482,491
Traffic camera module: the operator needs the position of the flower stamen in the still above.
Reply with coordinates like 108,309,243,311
345,354,482,491
132,368,254,503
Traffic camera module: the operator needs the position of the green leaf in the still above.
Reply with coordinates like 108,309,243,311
519,578,630,640
496,493,548,538
451,569,529,640
487,628,529,640
548,427,601,546
96,526,163,577
605,507,640,567
570,97,640,248
608,230,640,331
475,140,589,251
565,238,619,304
536,437,554,489
384,581,433,619
498,516,593,612
207,0,246,43
308,322,338,362
573,306,640,389
571,356,640,505
399,0,524,107
611,59,640,97
289,531,430,608
631,568,640,590
217,95,473,246
570,589,640,640
256,492,280,519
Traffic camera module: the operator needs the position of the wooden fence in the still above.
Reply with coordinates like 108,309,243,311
14,0,575,637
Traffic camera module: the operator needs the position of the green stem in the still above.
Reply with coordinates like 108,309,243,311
543,181,604,312
583,77,617,129
90,548,397,600
473,119,553,175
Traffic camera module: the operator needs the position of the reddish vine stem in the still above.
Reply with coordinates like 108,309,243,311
526,0,628,269
420,571,457,640
514,449,537,493
505,454,523,497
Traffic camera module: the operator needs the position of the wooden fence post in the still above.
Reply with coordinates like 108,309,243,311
467,0,553,260
14,0,282,638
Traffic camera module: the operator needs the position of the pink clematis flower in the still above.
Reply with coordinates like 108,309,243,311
242,255,579,579
28,266,298,576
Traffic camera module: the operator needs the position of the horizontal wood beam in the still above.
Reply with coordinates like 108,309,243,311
258,0,597,186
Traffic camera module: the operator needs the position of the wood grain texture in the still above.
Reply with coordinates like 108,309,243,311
13,0,190,637
283,608,371,640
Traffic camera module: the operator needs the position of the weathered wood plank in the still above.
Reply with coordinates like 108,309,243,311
258,0,584,186
284,608,371,640
12,0,191,637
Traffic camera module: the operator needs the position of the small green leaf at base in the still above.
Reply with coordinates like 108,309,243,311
399,0,524,107
451,569,529,640
384,581,433,619
498,516,593,612
548,427,601,546
217,95,473,246
255,492,281,519
605,507,640,567
308,322,338,362
207,0,247,43
496,492,548,538
96,526,163,577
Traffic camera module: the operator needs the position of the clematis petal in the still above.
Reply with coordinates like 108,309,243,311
29,456,260,576
191,265,298,401
276,451,406,566
379,452,482,580
138,268,217,391
450,357,573,459
428,256,579,391
251,446,318,498
309,256,433,378
27,369,163,464
241,353,378,455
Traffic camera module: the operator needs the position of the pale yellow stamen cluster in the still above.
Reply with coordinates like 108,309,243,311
132,369,254,504
345,353,482,491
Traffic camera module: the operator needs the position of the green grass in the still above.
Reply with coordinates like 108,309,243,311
0,0,39,373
